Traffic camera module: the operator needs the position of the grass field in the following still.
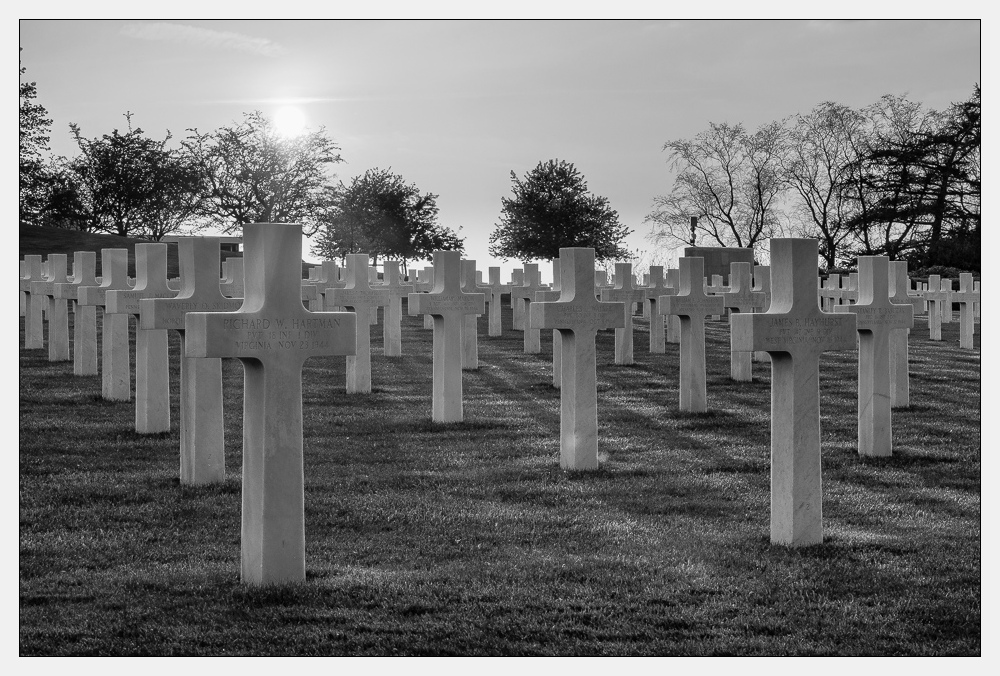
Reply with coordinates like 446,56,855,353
19,279,980,656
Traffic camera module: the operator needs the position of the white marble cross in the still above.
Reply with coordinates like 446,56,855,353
459,259,482,369
106,243,178,433
835,256,914,457
407,251,485,422
185,223,357,586
662,257,725,412
529,248,625,470
732,238,857,546
600,262,648,365
31,254,71,362
888,261,920,408
78,249,134,401
54,252,99,376
512,264,546,352
327,253,390,393
644,266,674,354
20,255,44,350
722,262,765,382
485,267,511,337
923,275,948,341
380,260,413,357
953,273,979,349
141,238,241,485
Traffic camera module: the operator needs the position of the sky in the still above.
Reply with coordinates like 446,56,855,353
17,18,981,283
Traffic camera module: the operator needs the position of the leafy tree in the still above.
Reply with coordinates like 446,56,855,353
645,122,785,260
489,159,631,262
843,86,980,268
67,113,204,239
182,110,343,235
311,168,463,269
19,53,53,226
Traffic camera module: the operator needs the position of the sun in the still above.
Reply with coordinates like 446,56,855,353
274,106,307,138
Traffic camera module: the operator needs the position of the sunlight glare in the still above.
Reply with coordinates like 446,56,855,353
274,106,307,138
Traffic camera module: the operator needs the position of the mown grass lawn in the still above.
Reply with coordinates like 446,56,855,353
19,298,980,656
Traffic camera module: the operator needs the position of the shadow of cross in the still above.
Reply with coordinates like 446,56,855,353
79,249,134,402
31,254,70,362
732,238,857,547
107,244,178,434
141,238,242,486
407,250,485,422
530,247,624,470
600,262,648,365
54,251,99,376
662,257,725,413
328,253,390,393
722,262,766,382
185,223,357,586
835,256,914,458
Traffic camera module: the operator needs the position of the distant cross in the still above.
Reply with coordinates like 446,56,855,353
939,278,955,324
923,275,948,341
20,255,44,349
644,266,674,354
512,264,546,352
185,223,357,586
54,251,99,375
888,261,920,408
106,243,178,433
485,267,511,337
732,238,857,546
722,262,765,381
953,273,979,349
328,253,390,393
459,259,482,369
529,248,625,470
662,257,725,412
835,256,914,457
407,251,485,422
664,268,681,344
510,268,526,330
751,265,772,362
30,254,71,362
141,238,242,485
413,267,436,329
221,257,245,299
600,262,648,365
535,258,563,388
381,260,414,357
78,249,134,401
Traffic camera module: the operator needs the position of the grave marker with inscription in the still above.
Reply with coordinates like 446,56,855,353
185,223,356,585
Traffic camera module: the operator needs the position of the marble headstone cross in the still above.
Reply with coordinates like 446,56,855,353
380,260,413,357
731,238,857,546
722,262,765,381
106,243,178,434
923,275,947,341
887,261,920,408
20,255,44,350
600,262,649,365
835,256,913,457
185,223,357,585
512,264,546,352
141,238,242,485
644,266,674,354
952,273,979,349
31,254,71,362
662,257,725,412
328,253,390,393
54,251,99,376
535,259,563,388
529,248,625,470
459,259,482,369
485,267,511,337
407,251,485,422
78,249,134,401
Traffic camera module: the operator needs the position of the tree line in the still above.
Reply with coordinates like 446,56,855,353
20,51,978,272
646,86,980,271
